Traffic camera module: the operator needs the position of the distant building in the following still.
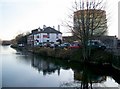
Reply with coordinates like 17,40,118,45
27,33,34,46
117,39,120,48
92,36,118,49
62,36,76,43
74,9,107,36
63,35,118,49
2,40,11,45
27,27,62,46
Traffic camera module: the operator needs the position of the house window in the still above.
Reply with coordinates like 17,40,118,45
37,35,39,38
43,34,49,38
43,35,48,38
47,33,49,38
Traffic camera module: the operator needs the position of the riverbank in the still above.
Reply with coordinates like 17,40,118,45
10,44,120,69
10,44,120,84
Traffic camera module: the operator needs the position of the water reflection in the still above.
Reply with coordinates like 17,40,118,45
2,45,120,87
28,54,120,88
73,66,106,88
31,56,61,76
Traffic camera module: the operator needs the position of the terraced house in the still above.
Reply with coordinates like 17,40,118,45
27,26,62,46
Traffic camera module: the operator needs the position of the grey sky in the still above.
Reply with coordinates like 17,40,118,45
0,0,119,40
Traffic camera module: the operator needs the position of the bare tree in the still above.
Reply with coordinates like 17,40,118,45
64,0,108,61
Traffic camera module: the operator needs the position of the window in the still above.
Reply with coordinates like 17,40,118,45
37,35,39,38
43,35,48,38
47,33,49,38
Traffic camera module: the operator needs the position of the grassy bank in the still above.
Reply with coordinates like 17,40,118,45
32,47,72,59
11,44,120,69
32,47,120,68
31,47,114,63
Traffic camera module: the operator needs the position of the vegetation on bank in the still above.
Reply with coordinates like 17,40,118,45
31,47,120,69
112,56,120,70
1,40,11,45
11,45,119,65
10,42,120,73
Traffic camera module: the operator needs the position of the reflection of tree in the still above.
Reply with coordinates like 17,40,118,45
74,69,106,83
28,55,119,88
74,66,106,89
60,64,107,88
31,57,60,76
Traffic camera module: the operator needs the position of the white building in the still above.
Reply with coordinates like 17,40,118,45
27,27,62,46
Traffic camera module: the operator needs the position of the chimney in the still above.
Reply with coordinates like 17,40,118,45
43,25,46,29
38,27,41,31
53,26,55,29
58,25,60,31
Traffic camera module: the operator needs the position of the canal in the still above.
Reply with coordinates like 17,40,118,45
1,45,120,88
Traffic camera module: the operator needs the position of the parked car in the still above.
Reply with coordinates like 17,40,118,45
58,43,70,48
87,40,106,50
50,43,55,48
42,43,51,47
39,43,43,47
68,43,81,49
68,45,81,49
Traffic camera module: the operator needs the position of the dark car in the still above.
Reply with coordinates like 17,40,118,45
88,40,106,50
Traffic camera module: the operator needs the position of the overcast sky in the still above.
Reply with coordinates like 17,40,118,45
0,0,119,40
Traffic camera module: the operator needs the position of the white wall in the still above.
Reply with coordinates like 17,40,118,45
50,33,56,42
34,33,45,45
34,34,38,46
41,33,48,43
32,33,62,46
58,34,62,40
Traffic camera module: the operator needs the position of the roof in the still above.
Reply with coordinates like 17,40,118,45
28,27,62,37
40,27,62,34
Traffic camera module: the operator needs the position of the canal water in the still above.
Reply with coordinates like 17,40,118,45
1,45,120,88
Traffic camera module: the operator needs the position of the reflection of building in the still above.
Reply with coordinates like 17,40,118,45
74,9,107,35
27,26,62,46
31,58,60,75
